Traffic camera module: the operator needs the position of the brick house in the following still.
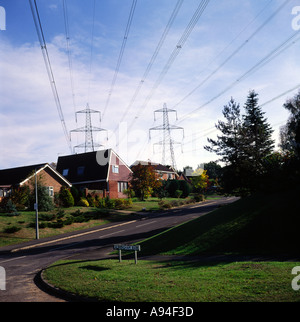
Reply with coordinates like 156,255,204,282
56,149,132,199
0,163,72,201
131,161,178,180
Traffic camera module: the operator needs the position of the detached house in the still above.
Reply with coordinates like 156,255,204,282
56,149,132,199
131,161,178,180
0,163,72,201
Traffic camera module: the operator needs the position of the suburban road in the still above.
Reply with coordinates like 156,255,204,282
0,197,238,302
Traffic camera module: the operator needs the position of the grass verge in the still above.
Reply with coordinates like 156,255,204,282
43,259,300,302
138,189,300,256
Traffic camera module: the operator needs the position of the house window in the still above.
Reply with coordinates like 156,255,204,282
46,186,54,198
62,169,69,176
77,166,85,176
118,182,128,193
112,165,119,174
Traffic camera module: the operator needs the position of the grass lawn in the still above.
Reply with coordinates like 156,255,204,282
137,189,300,256
43,259,300,302
0,195,217,247
0,207,131,247
42,188,300,302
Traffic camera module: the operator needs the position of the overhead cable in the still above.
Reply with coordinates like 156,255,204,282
177,28,300,124
29,0,72,152
102,0,138,120
173,0,292,108
128,0,211,132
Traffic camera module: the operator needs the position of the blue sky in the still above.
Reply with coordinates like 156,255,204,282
0,0,300,170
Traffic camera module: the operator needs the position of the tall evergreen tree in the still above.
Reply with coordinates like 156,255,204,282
242,90,275,178
204,97,243,165
204,97,248,194
205,91,275,195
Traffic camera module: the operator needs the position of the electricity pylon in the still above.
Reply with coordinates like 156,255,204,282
70,104,107,153
149,103,184,169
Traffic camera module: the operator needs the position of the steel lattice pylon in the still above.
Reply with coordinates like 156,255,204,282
70,104,107,153
149,103,184,169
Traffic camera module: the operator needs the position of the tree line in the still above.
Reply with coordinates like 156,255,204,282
204,89,300,196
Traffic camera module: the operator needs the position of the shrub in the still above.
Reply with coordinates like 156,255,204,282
105,198,115,209
29,185,54,212
39,213,56,222
170,200,179,207
174,190,183,198
56,209,65,219
158,200,171,209
71,209,83,217
59,187,74,208
193,194,205,202
87,194,96,207
77,198,89,207
64,217,74,226
4,199,20,216
3,225,21,234
39,222,48,229
48,220,64,228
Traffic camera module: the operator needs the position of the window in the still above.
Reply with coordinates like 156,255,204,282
77,166,85,176
62,169,69,176
118,182,128,193
112,165,119,174
46,186,54,197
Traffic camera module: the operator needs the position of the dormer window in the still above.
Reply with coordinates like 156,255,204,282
77,166,85,176
62,169,69,176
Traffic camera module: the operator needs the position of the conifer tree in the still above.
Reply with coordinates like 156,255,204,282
204,97,243,165
242,90,274,178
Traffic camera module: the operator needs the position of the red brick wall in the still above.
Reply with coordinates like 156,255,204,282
108,153,132,199
22,167,69,194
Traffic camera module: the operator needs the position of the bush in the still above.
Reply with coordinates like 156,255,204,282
105,198,115,209
77,198,89,207
30,185,54,212
39,213,56,222
174,190,183,198
193,194,205,202
158,200,171,209
48,220,64,228
86,194,96,207
4,199,20,216
170,200,179,207
3,225,21,234
59,187,74,208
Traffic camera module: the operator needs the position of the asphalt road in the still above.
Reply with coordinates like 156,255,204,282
0,197,238,302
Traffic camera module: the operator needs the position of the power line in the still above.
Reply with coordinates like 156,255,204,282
178,28,300,124
102,0,138,120
173,0,292,109
87,0,97,104
62,0,77,114
128,0,211,132
29,0,72,152
112,0,184,136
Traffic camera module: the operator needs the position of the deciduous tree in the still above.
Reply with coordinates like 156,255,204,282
129,163,162,201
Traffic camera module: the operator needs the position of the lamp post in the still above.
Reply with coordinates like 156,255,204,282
35,168,39,240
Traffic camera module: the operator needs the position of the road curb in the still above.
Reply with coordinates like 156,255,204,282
36,268,97,302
